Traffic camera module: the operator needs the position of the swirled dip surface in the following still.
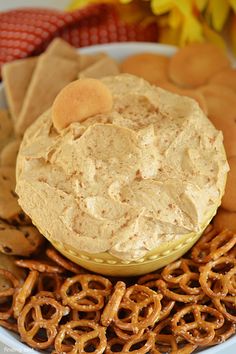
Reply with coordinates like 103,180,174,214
16,74,228,261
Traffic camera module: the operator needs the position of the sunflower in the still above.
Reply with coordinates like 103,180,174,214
68,0,236,51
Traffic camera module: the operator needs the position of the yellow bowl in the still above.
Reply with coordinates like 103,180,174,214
47,206,219,277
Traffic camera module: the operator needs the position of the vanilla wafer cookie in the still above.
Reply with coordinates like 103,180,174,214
213,208,236,233
121,52,169,85
221,156,236,212
168,43,230,88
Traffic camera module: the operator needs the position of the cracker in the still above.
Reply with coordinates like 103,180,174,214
168,43,230,88
15,54,79,135
221,156,236,212
52,78,113,131
79,52,107,71
0,109,13,151
0,219,44,257
45,37,79,61
79,56,119,79
159,81,208,115
120,53,169,85
0,166,22,220
2,57,38,122
213,208,236,233
210,68,236,92
200,84,236,156
0,139,21,167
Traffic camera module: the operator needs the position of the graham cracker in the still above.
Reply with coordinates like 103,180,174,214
2,57,38,122
15,54,79,135
79,56,120,79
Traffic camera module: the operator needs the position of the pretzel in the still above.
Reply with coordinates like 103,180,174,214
34,291,55,299
113,326,145,341
199,256,236,298
191,228,236,263
37,272,64,294
0,319,18,333
46,247,83,274
138,274,175,321
138,273,162,288
106,331,155,354
54,320,107,354
13,270,38,318
228,245,236,259
152,318,197,353
114,285,162,334
71,308,101,323
18,295,69,350
162,259,201,295
210,320,236,345
15,259,64,273
171,304,224,346
60,274,112,312
0,269,20,320
212,295,236,323
101,281,126,327
156,279,203,303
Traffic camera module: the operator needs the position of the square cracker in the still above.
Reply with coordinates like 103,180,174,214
46,38,79,62
15,54,79,135
2,57,38,122
79,57,120,79
79,52,107,71
0,109,13,151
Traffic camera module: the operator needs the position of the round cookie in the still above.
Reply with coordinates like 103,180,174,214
0,219,45,256
0,166,22,221
210,68,236,92
168,43,230,88
52,78,113,131
200,84,236,157
159,81,208,115
0,139,21,167
120,53,169,85
213,208,236,233
0,109,13,151
221,156,236,212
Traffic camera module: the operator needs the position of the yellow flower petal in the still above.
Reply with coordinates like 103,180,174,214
203,22,227,49
173,0,192,16
168,7,182,28
159,24,181,45
151,0,173,15
67,0,92,10
117,2,151,23
229,0,236,12
194,0,208,11
180,17,203,45
208,0,230,31
68,0,117,10
120,0,133,4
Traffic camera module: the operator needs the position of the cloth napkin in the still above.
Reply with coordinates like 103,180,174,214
0,3,158,75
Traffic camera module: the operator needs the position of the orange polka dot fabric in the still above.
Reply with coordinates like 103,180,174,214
0,4,158,75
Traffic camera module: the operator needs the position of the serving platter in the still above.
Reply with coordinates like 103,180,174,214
0,42,235,354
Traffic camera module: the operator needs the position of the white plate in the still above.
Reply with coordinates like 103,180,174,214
0,42,235,354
